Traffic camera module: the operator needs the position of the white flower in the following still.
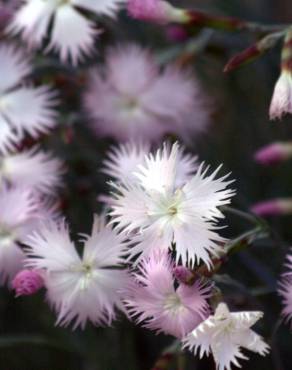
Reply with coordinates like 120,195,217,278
110,142,235,268
0,43,58,153
0,186,51,285
0,147,63,194
8,0,125,64
25,215,129,329
103,141,198,186
269,71,292,120
182,303,269,370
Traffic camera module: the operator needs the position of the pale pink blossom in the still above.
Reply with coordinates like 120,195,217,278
182,303,269,370
0,43,58,153
124,251,211,338
25,215,129,329
0,186,52,285
84,44,209,143
269,71,292,120
254,142,292,165
127,0,188,24
110,142,235,268
12,269,44,296
103,141,198,187
7,0,125,65
250,198,292,217
0,147,63,194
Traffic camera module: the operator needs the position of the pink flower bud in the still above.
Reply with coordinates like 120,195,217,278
250,199,292,217
127,0,187,24
166,25,189,42
12,269,44,297
254,142,292,165
173,266,196,285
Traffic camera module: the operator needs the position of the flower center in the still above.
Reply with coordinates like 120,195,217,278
0,226,14,247
163,293,183,313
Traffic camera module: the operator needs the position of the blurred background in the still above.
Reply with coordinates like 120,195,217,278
1,0,292,369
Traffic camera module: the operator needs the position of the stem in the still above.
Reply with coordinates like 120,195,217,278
222,205,262,225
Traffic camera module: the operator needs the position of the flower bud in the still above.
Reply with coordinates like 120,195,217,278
254,142,292,165
12,269,44,297
251,198,292,217
173,265,196,285
127,0,188,24
270,28,292,120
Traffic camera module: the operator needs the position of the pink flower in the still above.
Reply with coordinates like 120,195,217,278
0,43,58,153
0,147,63,194
127,0,187,24
254,142,292,165
12,269,44,296
250,198,292,217
84,44,209,143
279,253,292,324
124,251,211,338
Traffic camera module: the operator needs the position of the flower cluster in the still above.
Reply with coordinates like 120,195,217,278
0,2,280,370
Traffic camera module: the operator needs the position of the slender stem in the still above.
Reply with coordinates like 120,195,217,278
222,205,262,225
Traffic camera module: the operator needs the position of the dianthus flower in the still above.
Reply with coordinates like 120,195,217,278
84,44,209,143
0,44,57,153
8,0,125,64
124,251,211,338
0,186,52,285
103,141,198,186
182,303,269,370
110,142,235,268
25,215,129,329
0,147,63,194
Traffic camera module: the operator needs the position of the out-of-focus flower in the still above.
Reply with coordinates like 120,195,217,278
127,0,188,24
250,198,292,217
110,142,235,268
25,215,129,329
103,142,151,184
0,44,58,153
8,0,125,65
0,147,63,194
0,186,51,285
182,302,269,370
270,28,292,120
103,141,198,187
12,269,44,296
278,253,292,324
254,142,292,165
84,44,209,143
124,251,211,338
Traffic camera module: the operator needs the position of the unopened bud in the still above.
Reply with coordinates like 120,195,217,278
173,266,196,285
254,142,292,165
224,32,284,73
251,198,292,217
127,0,188,24
12,269,44,297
